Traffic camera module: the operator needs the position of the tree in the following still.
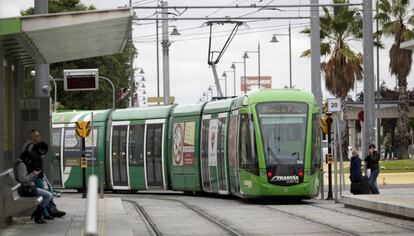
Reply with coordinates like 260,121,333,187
376,0,414,159
301,0,363,159
22,0,137,110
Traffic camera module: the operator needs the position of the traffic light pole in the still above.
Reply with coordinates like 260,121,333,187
81,137,86,198
326,117,333,200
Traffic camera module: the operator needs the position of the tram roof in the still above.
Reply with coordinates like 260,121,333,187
203,99,235,114
111,106,173,121
172,103,205,117
246,89,317,105
52,110,111,124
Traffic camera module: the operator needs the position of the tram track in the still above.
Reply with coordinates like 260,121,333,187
308,203,414,232
260,205,358,236
123,199,163,236
122,197,243,236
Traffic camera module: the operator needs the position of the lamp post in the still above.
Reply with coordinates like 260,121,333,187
208,85,214,100
231,62,243,96
221,72,228,97
243,42,261,89
222,70,235,97
242,54,248,93
270,22,292,88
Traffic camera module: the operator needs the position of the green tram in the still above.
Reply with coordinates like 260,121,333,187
50,89,322,199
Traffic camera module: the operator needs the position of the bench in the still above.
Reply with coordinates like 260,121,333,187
0,168,42,222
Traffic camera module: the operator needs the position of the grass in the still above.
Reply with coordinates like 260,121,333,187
378,160,414,173
332,160,414,173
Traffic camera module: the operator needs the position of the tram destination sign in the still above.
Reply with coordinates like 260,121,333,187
64,69,99,91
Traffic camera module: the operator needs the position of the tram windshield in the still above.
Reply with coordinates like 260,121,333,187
257,102,308,166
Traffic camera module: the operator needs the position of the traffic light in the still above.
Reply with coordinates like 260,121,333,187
76,121,91,138
320,112,333,134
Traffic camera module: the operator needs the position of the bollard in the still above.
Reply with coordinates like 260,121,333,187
85,175,98,236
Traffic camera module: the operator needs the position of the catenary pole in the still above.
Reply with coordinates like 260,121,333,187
310,0,324,200
376,0,381,156
161,1,171,105
363,0,375,158
34,0,50,98
156,6,160,104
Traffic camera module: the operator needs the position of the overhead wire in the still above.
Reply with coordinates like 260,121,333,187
133,23,310,44
132,0,158,6
206,0,242,17
134,22,308,40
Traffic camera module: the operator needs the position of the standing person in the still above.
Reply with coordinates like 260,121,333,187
365,143,380,194
349,149,362,183
383,133,392,160
21,129,41,153
14,144,53,224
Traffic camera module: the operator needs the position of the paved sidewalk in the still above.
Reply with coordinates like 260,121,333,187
0,194,133,236
341,186,414,220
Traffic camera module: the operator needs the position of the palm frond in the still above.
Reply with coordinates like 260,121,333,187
389,44,413,79
300,28,311,35
377,0,391,13
375,12,390,23
407,15,414,26
300,49,311,58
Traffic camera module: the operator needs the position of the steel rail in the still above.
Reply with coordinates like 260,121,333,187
123,197,243,236
309,203,414,232
261,205,356,236
123,199,163,236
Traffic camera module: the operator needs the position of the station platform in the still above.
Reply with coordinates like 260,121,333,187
0,194,134,236
341,186,414,220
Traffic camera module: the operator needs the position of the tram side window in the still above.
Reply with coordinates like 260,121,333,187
153,125,163,157
311,114,321,174
201,120,209,158
218,118,227,158
239,114,258,175
129,125,145,166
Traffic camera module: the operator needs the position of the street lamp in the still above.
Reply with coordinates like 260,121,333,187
222,70,235,97
208,85,215,100
231,62,243,96
270,22,292,88
221,72,228,97
243,42,261,89
242,53,248,94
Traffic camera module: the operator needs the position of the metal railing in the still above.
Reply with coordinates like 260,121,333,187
85,175,98,236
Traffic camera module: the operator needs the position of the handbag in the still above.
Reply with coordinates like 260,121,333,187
19,184,38,197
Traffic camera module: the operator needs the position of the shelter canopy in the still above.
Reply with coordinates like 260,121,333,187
0,8,132,65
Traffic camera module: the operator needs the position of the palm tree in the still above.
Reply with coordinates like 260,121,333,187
301,0,363,99
301,0,363,158
376,0,414,159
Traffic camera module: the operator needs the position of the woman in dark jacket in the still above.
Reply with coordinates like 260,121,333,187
15,146,53,224
349,149,362,183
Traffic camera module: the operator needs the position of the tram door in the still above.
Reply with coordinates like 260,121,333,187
51,128,63,187
201,119,211,191
146,124,163,187
111,126,129,187
217,117,228,193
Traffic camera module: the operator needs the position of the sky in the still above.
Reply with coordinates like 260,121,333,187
1,0,413,105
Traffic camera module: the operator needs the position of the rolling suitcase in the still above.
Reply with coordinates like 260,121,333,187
350,176,371,195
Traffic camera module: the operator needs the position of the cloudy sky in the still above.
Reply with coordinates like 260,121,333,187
2,0,412,105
